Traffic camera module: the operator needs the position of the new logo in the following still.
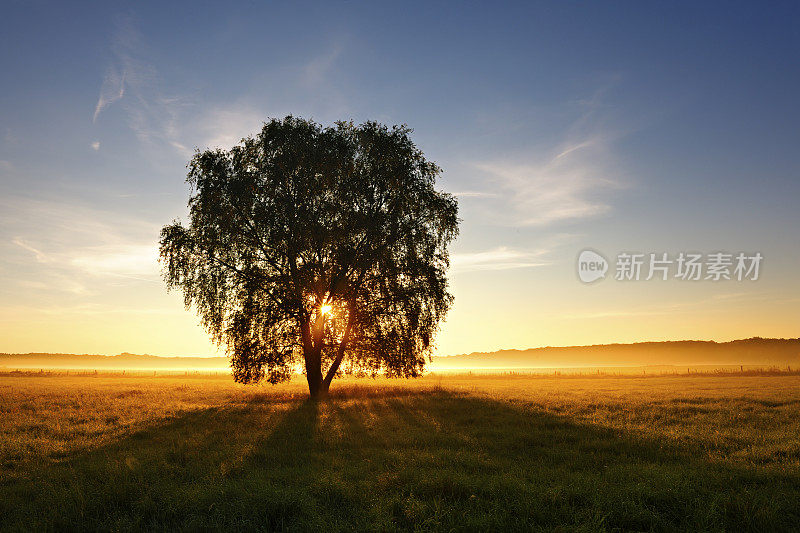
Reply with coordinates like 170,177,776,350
577,249,608,283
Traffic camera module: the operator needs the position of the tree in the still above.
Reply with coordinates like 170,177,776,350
159,116,459,397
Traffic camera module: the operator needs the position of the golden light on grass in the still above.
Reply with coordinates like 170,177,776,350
3,372,800,529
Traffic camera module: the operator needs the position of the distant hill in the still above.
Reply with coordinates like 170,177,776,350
429,338,800,370
2,338,798,371
0,352,229,371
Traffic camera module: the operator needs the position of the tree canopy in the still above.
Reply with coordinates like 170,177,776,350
159,117,459,396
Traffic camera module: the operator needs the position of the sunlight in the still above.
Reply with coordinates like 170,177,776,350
320,304,332,315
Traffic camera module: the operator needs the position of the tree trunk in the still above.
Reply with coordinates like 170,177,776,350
304,346,327,398
302,307,351,398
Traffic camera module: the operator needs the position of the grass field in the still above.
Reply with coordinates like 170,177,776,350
2,373,800,531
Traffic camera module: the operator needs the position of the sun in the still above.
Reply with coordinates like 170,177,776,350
320,304,333,315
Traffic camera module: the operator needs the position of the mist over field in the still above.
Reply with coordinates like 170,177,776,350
4,338,798,374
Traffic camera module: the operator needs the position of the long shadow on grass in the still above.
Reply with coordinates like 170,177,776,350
1,387,799,532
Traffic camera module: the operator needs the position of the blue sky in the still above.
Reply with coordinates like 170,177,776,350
1,1,799,356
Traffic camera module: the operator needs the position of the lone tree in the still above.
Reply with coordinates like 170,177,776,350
159,117,459,397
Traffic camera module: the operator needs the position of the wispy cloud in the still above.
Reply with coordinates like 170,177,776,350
2,195,162,295
193,103,267,150
451,247,550,273
2,303,184,317
303,43,343,86
69,243,159,278
11,236,159,281
451,190,499,198
92,25,354,159
12,274,89,295
12,237,50,263
472,97,628,227
92,66,126,122
92,16,191,157
561,291,776,320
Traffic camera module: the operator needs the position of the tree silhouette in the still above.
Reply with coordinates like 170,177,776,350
159,117,459,397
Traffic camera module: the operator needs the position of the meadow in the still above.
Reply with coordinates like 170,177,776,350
1,372,799,531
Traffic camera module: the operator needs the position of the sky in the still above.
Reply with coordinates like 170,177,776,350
1,1,799,357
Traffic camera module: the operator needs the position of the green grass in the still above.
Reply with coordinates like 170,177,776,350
1,375,800,531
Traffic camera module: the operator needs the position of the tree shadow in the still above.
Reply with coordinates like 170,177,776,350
2,388,799,531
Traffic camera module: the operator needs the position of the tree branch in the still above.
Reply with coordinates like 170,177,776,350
322,309,354,388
